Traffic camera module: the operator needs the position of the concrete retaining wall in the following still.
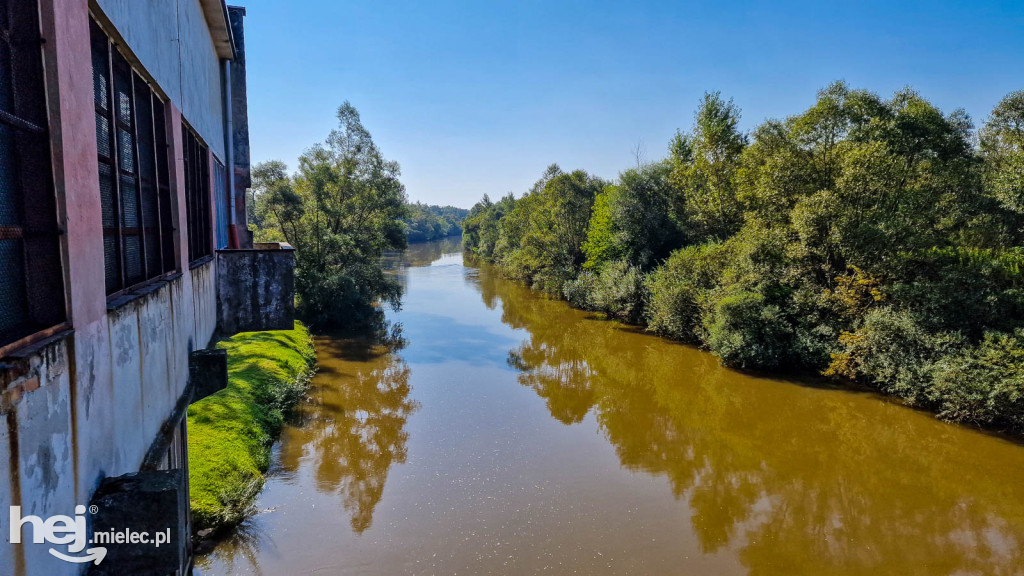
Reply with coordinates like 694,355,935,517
217,246,296,334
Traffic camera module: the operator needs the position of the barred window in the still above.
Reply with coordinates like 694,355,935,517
182,124,212,263
90,19,176,296
0,0,67,350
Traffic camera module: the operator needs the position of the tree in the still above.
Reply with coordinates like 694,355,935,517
981,90,1024,238
404,202,469,243
261,102,409,327
583,162,684,271
513,168,604,290
670,92,747,241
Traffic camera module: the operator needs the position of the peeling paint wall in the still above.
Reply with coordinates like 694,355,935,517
1,270,217,576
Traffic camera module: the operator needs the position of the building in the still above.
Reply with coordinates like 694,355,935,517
0,0,292,574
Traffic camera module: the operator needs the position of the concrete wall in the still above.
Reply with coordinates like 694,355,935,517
216,246,296,334
94,0,227,160
0,270,216,576
228,6,252,246
228,6,251,193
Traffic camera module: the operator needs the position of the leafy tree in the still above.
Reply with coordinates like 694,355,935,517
669,92,747,241
259,102,409,327
404,202,469,243
981,90,1024,239
583,162,684,271
502,166,604,291
461,84,1024,432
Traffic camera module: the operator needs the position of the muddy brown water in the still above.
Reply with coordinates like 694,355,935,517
196,237,1024,575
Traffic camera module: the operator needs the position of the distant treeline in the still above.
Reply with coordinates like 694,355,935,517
405,203,469,243
464,83,1024,433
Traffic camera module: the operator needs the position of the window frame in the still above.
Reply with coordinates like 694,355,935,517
90,18,178,300
0,0,69,356
181,122,213,265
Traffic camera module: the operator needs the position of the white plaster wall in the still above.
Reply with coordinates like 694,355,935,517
3,265,217,576
70,319,118,505
0,417,13,572
94,0,227,160
0,340,79,576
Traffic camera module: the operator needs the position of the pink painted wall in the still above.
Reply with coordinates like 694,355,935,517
168,103,190,272
42,0,105,330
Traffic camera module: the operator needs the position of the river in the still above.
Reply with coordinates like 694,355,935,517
197,236,1024,576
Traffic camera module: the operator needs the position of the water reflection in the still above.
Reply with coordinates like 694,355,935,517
196,329,418,573
474,259,1024,575
282,333,418,533
384,235,463,270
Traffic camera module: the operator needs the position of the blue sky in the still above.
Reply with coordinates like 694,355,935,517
235,0,1024,208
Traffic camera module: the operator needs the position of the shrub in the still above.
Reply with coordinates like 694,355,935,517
591,260,647,324
825,307,965,403
563,271,598,310
704,289,795,369
645,242,729,342
931,329,1024,428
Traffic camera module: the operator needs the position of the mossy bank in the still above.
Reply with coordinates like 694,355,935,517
187,321,316,533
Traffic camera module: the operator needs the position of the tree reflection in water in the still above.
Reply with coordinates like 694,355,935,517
474,260,1024,576
277,324,419,534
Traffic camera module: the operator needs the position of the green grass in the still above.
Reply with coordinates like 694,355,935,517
187,321,316,533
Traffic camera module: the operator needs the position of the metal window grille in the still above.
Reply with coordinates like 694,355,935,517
213,158,228,249
182,123,211,262
90,19,176,295
0,0,67,349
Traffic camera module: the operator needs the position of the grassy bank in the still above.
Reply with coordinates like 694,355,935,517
187,321,316,533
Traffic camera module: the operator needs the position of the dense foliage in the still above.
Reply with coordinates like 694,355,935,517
405,202,469,243
464,84,1024,432
250,102,409,327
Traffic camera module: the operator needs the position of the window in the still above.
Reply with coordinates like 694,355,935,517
90,19,176,296
182,123,212,263
0,0,67,350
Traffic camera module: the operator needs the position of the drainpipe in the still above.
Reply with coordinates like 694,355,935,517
223,58,239,249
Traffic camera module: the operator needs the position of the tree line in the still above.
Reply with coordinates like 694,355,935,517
405,203,468,243
463,83,1024,432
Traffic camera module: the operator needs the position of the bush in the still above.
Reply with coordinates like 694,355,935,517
931,329,1024,428
704,289,796,369
187,322,316,533
563,271,598,310
591,260,647,324
645,242,729,342
826,307,965,403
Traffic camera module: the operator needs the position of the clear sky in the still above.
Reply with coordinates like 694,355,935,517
234,0,1024,208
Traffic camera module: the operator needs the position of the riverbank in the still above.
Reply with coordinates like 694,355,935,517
187,321,316,534
466,247,1024,437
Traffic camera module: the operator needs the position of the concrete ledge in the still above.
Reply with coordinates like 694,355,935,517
188,349,227,404
89,469,191,575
